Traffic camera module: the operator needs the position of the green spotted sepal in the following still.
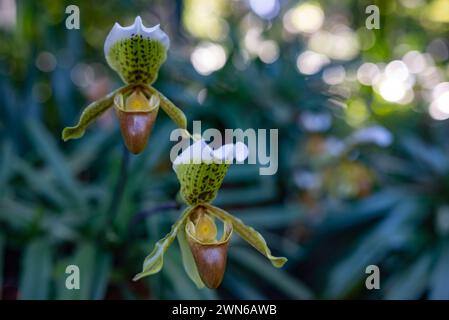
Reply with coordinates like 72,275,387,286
175,163,229,205
104,16,169,85
172,139,248,205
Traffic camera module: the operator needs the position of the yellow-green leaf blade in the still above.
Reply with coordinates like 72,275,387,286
133,207,194,281
205,204,287,268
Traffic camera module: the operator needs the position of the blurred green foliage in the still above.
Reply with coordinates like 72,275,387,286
1,0,449,300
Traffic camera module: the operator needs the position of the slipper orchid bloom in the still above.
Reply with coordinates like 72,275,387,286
62,16,187,154
133,139,287,289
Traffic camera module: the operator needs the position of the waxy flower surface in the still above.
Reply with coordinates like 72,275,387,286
134,139,287,289
62,16,187,154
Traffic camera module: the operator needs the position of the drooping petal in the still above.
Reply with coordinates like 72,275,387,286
104,16,170,84
143,85,187,129
133,206,193,281
62,85,129,141
205,203,287,268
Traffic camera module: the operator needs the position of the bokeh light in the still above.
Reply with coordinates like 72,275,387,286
183,0,229,41
308,27,359,61
296,50,330,75
429,82,449,120
283,2,324,34
191,42,227,75
70,63,95,88
357,63,381,86
249,0,280,20
322,66,346,85
258,40,279,64
35,51,57,72
0,0,16,30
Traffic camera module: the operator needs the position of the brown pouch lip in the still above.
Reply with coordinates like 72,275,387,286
187,239,229,289
186,213,233,289
113,88,160,154
115,107,159,154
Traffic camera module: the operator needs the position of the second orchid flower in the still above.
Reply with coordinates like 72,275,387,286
134,139,287,289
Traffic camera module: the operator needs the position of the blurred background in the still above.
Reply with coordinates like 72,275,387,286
1,0,449,300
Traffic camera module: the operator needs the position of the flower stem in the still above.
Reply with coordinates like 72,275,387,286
106,144,130,228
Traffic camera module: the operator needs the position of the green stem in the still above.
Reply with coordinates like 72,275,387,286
106,145,130,228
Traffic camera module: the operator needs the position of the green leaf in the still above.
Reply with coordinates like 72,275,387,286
205,204,287,268
0,141,13,197
144,85,187,129
90,251,112,300
26,120,85,209
62,85,128,141
19,239,53,300
400,135,448,174
68,129,112,173
177,227,205,288
163,250,205,299
324,200,421,298
384,253,433,300
228,205,302,229
214,178,278,207
0,234,4,299
224,272,266,299
55,242,98,300
13,157,67,208
230,247,313,299
429,242,449,299
133,206,194,281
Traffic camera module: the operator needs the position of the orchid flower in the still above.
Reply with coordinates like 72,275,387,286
62,16,187,154
133,139,287,289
